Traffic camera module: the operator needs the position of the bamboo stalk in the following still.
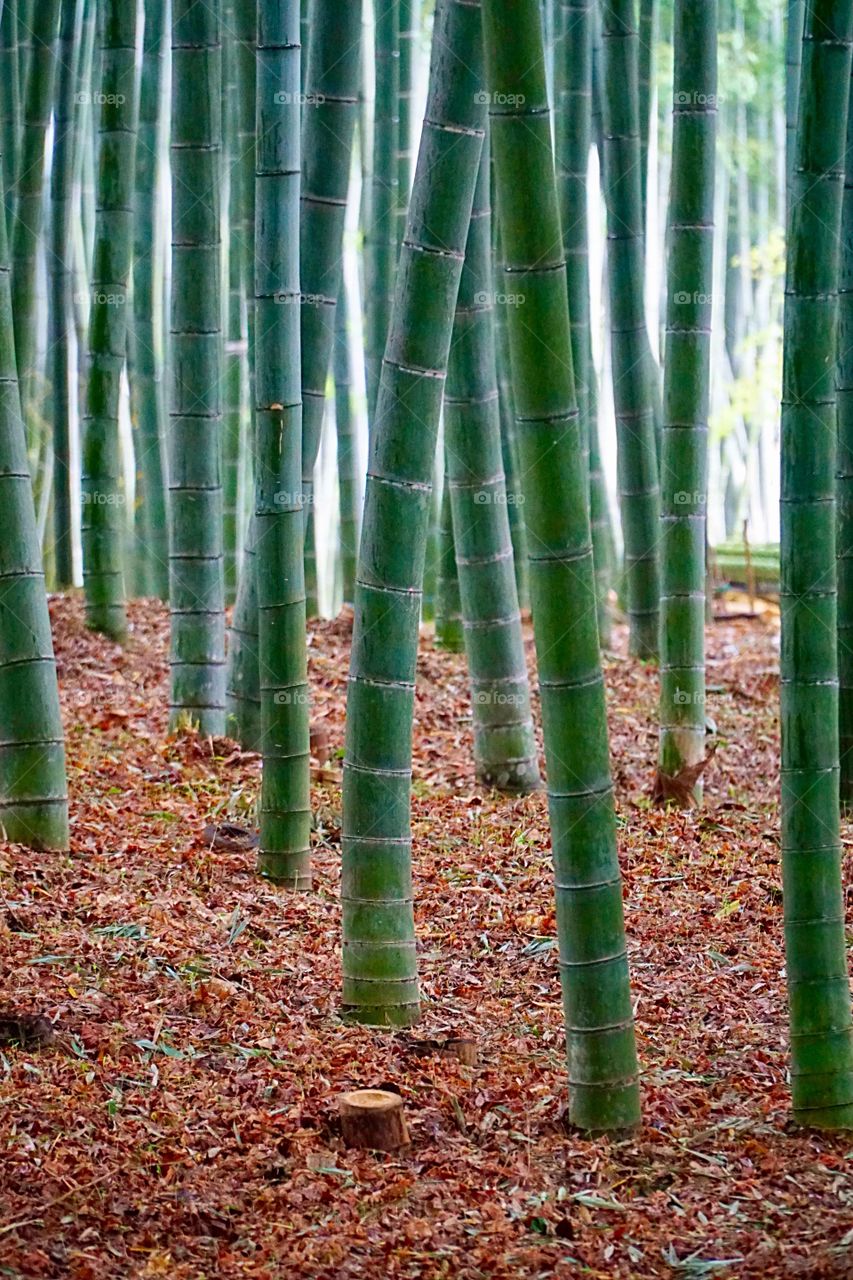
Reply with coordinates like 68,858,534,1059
483,0,641,1131
342,0,486,1027
169,0,226,732
254,0,312,888
783,0,853,1127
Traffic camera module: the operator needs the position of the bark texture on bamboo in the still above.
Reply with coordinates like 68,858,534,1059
254,0,312,890
600,0,661,658
0,153,69,851
554,0,613,645
81,0,141,639
300,0,362,608
444,141,540,793
483,0,641,1132
11,0,60,400
339,1089,410,1151
783,0,853,1128
129,0,169,601
342,0,486,1028
364,0,399,428
49,0,83,590
657,0,716,798
335,277,359,606
169,0,226,733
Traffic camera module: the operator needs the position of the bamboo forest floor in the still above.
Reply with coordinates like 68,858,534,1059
2,594,852,1279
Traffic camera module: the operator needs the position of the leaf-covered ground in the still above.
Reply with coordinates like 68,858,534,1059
1,595,851,1278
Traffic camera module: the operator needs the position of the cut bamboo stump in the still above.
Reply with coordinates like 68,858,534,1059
339,1089,410,1151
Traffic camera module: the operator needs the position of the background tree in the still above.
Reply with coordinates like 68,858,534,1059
657,0,717,798
169,0,226,733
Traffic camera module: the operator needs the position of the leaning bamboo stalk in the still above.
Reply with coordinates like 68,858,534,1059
342,0,486,1027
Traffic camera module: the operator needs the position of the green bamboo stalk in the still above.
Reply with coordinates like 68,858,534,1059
434,470,463,652
300,0,362,618
169,0,226,732
10,0,60,401
225,516,262,747
785,0,804,213
600,0,660,658
484,0,641,1131
0,1,21,215
49,0,83,589
342,0,486,1028
224,0,260,746
638,0,657,232
444,140,540,792
783,0,853,1128
396,0,416,244
363,0,399,427
335,276,358,606
81,0,141,637
0,152,69,851
840,71,853,811
254,0,311,888
492,225,530,613
554,0,613,645
128,0,168,601
222,4,243,607
657,0,716,798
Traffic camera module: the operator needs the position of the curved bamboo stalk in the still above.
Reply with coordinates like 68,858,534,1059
342,0,486,1027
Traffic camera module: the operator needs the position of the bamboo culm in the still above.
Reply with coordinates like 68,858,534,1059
0,146,69,851
300,0,362,614
657,0,717,796
483,0,641,1131
128,0,169,601
783,0,853,1127
342,0,486,1027
600,0,661,658
81,0,141,638
444,140,540,793
168,0,226,732
254,0,312,888
49,0,83,589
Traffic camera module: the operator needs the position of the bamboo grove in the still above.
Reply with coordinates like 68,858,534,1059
0,0,850,1130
